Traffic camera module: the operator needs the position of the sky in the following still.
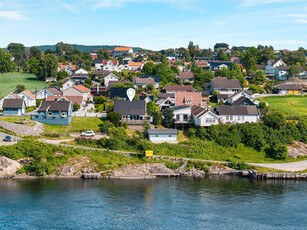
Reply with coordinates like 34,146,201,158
0,0,307,50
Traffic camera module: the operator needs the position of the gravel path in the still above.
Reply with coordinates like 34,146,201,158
249,161,307,172
0,121,44,136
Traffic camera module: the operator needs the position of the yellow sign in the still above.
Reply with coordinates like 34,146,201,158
145,150,153,157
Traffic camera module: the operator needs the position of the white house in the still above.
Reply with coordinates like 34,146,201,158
62,79,76,91
35,87,62,100
104,73,120,87
63,85,91,103
217,105,260,124
172,105,192,123
227,90,254,105
147,129,178,143
102,60,119,71
192,106,219,127
18,90,36,107
73,68,88,75
264,59,286,75
209,77,242,95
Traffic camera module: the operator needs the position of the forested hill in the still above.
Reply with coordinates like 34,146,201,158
2,44,143,52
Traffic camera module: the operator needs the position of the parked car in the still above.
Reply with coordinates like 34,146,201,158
81,131,95,137
3,135,12,142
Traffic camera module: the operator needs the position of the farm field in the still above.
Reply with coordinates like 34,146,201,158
263,95,307,117
0,73,49,97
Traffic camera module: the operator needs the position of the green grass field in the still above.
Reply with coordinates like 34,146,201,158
0,73,49,97
44,117,105,134
263,95,307,117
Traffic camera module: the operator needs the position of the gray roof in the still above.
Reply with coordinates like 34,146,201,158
276,66,289,71
218,105,259,115
2,99,24,109
217,94,231,98
211,77,241,89
233,97,255,106
114,100,146,115
38,101,71,112
275,84,302,90
147,129,178,135
158,93,175,99
172,105,190,111
165,85,193,92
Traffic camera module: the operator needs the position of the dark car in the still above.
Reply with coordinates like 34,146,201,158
3,135,12,142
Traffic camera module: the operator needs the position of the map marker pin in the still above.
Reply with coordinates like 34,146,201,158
126,88,135,102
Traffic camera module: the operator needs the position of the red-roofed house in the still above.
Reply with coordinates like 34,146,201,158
175,91,205,107
63,85,92,103
113,47,133,56
18,90,36,107
102,60,119,71
58,63,76,75
179,72,194,82
128,62,144,71
46,95,84,105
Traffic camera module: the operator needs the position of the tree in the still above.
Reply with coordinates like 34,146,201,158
56,42,73,56
250,70,265,85
85,78,93,88
8,43,27,71
289,65,301,78
266,142,287,160
100,120,115,133
14,85,25,93
56,71,69,80
162,108,174,128
28,46,42,59
246,57,257,73
37,54,58,81
24,57,40,74
142,62,156,75
107,127,128,140
0,49,16,73
107,112,121,127
146,101,159,115
72,103,80,112
142,121,150,131
216,49,230,61
214,43,229,50
262,112,286,129
152,111,162,126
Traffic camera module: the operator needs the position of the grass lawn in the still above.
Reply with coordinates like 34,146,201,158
0,73,49,97
43,117,105,134
263,95,307,117
0,116,36,126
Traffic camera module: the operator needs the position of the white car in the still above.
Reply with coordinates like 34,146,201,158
81,131,95,137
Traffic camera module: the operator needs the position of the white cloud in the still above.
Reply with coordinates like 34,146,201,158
60,1,78,13
295,19,307,24
240,0,299,7
91,0,197,9
287,14,307,18
0,11,31,21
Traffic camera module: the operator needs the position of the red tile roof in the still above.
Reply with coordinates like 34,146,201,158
23,90,35,99
103,60,118,66
165,85,193,92
73,85,90,92
175,91,203,107
114,47,132,52
46,96,83,104
179,72,194,79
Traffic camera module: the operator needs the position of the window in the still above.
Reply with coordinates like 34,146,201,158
155,135,158,137
230,116,233,120
169,135,172,137
206,118,214,123
226,116,229,120
185,100,192,104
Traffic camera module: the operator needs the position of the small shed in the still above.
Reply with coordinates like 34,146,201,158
147,129,178,143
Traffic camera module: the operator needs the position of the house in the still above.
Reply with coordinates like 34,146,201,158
71,73,88,84
147,129,178,143
128,62,143,71
110,87,130,100
208,61,232,71
73,68,88,75
140,75,161,88
63,85,91,103
46,95,83,105
264,59,286,75
104,73,120,87
133,77,156,88
209,77,242,95
274,84,302,95
32,101,72,125
58,63,76,75
2,99,26,116
62,79,76,91
102,60,119,71
113,47,133,56
298,67,307,79
164,85,193,93
94,59,104,70
139,95,154,103
175,91,205,107
274,66,289,81
201,91,210,104
35,87,62,100
156,97,175,111
179,72,194,82
191,106,219,127
217,105,260,124
91,86,108,97
18,90,36,107
113,100,150,124
172,105,192,124
94,70,112,80
227,90,254,105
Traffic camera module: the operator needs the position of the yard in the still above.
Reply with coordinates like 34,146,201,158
0,73,49,97
0,116,36,126
263,95,307,117
43,117,105,134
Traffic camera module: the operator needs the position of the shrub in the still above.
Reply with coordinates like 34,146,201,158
266,142,288,160
73,103,80,112
165,161,183,170
107,112,121,127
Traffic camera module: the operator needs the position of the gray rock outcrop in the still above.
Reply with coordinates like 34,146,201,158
0,156,21,178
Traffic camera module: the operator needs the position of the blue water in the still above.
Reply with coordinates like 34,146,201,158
0,177,306,229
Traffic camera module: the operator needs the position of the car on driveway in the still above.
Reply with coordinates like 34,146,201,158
3,135,12,142
81,131,95,137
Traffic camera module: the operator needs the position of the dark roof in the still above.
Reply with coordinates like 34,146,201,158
217,94,231,98
233,97,255,106
38,101,71,112
202,90,210,96
139,96,154,101
202,83,210,89
208,61,232,68
211,77,241,89
2,99,24,109
165,85,193,92
147,129,178,135
94,70,112,76
140,75,161,83
110,87,130,99
275,84,302,90
46,87,61,95
276,66,289,71
218,105,259,115
172,105,190,111
114,100,146,115
93,58,104,64
257,65,265,70
158,93,175,99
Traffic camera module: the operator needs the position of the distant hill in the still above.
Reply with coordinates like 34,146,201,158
2,44,143,52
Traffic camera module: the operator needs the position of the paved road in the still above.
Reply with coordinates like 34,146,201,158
40,139,307,172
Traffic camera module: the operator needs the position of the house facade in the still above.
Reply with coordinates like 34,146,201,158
275,84,302,95
104,73,120,87
192,106,219,127
32,101,72,125
18,90,36,107
274,66,289,81
35,87,61,100
113,47,133,56
209,77,242,95
2,99,26,116
62,79,76,91
217,105,260,124
147,129,178,143
63,85,91,103
264,59,286,75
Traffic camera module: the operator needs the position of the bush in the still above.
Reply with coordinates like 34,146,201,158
107,112,121,127
228,161,253,170
266,142,288,160
165,161,183,170
73,103,80,112
100,120,114,133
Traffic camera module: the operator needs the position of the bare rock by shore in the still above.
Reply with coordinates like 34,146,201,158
0,156,21,178
57,156,97,177
287,141,307,158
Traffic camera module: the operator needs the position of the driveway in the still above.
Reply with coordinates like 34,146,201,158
0,132,22,146
249,161,307,172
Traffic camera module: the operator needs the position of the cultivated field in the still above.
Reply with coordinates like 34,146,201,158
0,73,49,97
264,95,307,117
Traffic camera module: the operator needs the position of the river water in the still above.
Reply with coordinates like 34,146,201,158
0,177,306,229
